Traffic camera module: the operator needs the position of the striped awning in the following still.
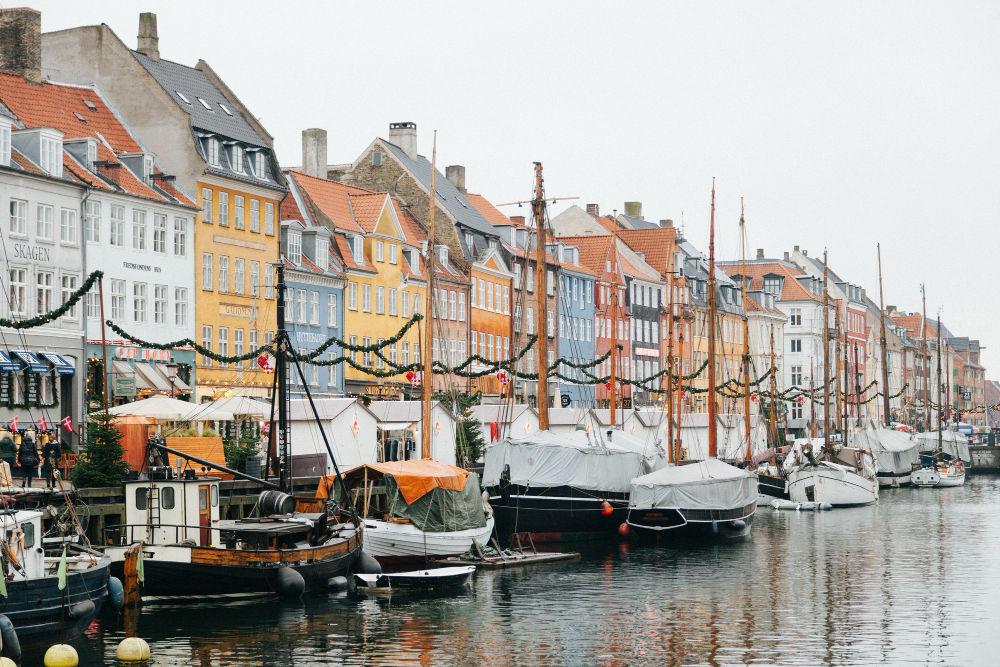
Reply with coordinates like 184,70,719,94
0,351,18,373
12,350,47,373
39,353,75,375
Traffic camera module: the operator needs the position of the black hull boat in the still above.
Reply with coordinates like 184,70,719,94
627,502,756,541
755,472,789,500
488,485,630,543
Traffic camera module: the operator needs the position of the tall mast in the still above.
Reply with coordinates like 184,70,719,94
275,263,290,492
936,308,943,454
532,163,549,429
420,132,437,459
921,285,929,433
740,200,752,462
768,324,777,465
675,320,684,461
707,179,718,458
609,223,619,427
823,250,830,445
877,244,891,427
666,247,674,458
809,368,816,439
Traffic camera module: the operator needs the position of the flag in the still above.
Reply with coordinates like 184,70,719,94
8,416,16,431
57,544,68,590
61,416,72,432
136,544,145,584
257,354,274,373
37,416,47,431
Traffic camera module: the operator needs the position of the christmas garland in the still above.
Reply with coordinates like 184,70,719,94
106,320,273,365
1,270,103,329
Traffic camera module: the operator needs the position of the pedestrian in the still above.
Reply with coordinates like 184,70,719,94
0,436,15,481
41,437,62,487
17,435,38,488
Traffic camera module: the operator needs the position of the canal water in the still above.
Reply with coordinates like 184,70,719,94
37,477,1000,665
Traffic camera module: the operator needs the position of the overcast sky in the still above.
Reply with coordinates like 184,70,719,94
33,1,1000,372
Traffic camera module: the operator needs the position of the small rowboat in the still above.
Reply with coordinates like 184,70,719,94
353,565,476,591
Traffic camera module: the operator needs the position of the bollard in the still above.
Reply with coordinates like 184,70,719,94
43,644,79,667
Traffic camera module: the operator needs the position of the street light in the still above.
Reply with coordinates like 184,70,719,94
166,362,178,399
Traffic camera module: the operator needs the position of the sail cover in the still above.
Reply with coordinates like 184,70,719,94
914,430,971,464
629,459,758,511
482,429,667,493
849,429,920,476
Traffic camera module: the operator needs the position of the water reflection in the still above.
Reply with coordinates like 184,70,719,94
49,478,1000,665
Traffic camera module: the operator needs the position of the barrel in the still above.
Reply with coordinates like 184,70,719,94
259,490,296,516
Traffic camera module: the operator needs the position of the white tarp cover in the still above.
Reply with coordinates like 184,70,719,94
849,429,920,475
629,458,758,511
482,429,667,493
914,430,971,463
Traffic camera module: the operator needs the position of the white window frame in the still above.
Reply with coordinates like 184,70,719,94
60,208,77,245
175,287,188,326
153,214,167,253
132,209,146,250
218,255,229,294
173,217,187,256
154,284,168,324
202,253,213,291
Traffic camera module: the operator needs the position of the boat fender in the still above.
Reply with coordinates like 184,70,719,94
0,657,15,667
108,576,126,609
43,643,78,667
327,576,349,589
274,566,305,598
356,552,382,576
0,614,21,664
116,637,150,664
618,522,631,537
729,520,746,532
821,503,833,511
67,599,95,621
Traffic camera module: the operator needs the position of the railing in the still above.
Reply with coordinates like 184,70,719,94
104,522,228,547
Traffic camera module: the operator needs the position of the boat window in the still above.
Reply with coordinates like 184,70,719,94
211,485,218,508
135,487,148,511
21,522,33,549
199,488,208,511
162,487,175,510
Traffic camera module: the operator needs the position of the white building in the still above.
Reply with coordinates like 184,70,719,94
288,398,379,472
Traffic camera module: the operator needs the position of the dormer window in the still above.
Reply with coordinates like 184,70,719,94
230,145,243,173
176,91,191,104
143,154,154,185
254,152,268,179
40,134,61,177
763,274,782,297
465,233,475,255
0,119,9,167
353,236,364,264
409,249,421,275
86,139,98,168
206,138,220,167
438,245,449,265
287,231,302,265
315,238,329,270
489,239,497,250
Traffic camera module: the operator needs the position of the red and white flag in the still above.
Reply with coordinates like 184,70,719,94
257,354,274,373
37,416,47,431
61,416,72,432
8,416,17,431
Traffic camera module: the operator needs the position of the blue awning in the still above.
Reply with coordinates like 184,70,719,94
39,353,75,375
0,351,17,373
12,350,47,374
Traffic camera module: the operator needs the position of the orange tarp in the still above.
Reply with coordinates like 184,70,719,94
322,460,469,504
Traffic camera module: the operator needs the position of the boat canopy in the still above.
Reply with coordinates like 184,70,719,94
482,429,668,494
914,430,971,463
629,459,758,511
848,429,920,476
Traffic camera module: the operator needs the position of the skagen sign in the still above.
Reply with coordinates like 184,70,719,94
11,243,51,262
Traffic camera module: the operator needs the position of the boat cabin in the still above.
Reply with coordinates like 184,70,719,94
123,473,221,547
0,510,44,581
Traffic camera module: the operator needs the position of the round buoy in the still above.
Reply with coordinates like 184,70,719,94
327,575,349,589
116,636,150,664
108,576,126,609
618,522,631,537
273,566,306,598
356,552,382,575
0,614,20,664
0,657,16,667
600,501,614,516
43,643,79,667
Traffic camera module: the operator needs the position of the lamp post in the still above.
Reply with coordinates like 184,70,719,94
166,362,178,400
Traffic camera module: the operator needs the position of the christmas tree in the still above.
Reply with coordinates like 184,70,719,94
73,412,130,488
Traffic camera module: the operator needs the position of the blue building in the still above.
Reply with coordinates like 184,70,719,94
551,242,597,409
280,214,345,398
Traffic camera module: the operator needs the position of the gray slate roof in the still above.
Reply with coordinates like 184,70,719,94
131,51,269,148
380,139,497,237
617,214,659,231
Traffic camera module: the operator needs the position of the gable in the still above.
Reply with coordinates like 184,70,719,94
373,197,403,240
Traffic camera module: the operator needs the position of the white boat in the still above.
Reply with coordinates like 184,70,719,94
361,519,494,562
784,440,879,507
911,461,965,488
846,428,920,487
911,468,940,487
914,430,971,467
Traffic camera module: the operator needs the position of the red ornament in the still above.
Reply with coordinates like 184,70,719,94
605,381,612,390
600,501,614,516
796,396,805,405
750,393,759,403
405,371,414,382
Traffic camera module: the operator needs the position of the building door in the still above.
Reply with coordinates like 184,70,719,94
199,485,211,546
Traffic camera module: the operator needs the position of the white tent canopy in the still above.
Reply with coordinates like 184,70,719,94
108,395,234,422
630,458,758,511
849,429,920,475
205,395,272,419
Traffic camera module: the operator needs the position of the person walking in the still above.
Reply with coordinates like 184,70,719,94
0,436,15,483
41,437,62,487
17,435,38,488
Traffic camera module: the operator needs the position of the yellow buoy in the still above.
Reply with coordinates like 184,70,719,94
0,658,16,667
43,643,79,667
116,636,151,663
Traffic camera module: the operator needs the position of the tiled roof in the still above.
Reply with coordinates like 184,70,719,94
616,228,677,276
594,216,620,233
395,203,425,247
379,139,496,237
718,262,820,302
151,170,195,206
890,314,940,340
9,148,44,175
617,214,660,230
280,191,304,222
131,51,269,148
287,170,371,234
93,143,162,200
465,193,513,227
348,193,389,233
62,152,109,189
333,233,373,273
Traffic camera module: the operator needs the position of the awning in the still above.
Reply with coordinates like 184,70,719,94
39,353,75,375
111,360,153,390
12,350,47,373
0,351,18,373
155,364,191,393
134,363,172,392
377,421,414,431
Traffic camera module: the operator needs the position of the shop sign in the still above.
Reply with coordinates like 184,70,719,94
561,394,571,407
115,346,172,362
365,385,402,397
0,374,9,404
25,374,38,404
114,377,136,397
220,303,254,318
622,397,632,409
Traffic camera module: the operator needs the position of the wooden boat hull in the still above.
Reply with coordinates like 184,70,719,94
354,565,476,591
627,502,756,541
487,485,630,543
787,466,878,506
1,552,110,645
362,517,494,564
106,531,362,599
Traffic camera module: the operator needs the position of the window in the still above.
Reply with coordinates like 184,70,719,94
202,188,213,223
414,343,420,365
234,258,245,295
36,271,52,315
547,270,554,296
154,285,167,324
250,261,260,297
573,277,579,301
265,202,275,235
265,266,274,299
376,240,384,262
0,124,8,166
363,284,371,312
110,205,125,246
255,152,267,179
401,291,410,318
413,294,420,315
230,145,243,173
560,314,566,338
471,331,478,357
287,232,302,265
316,238,328,270
465,233,475,255
249,329,258,359
149,214,167,253
132,282,147,323
353,237,364,263
791,404,803,420
234,328,244,368
132,209,146,250
513,264,521,289
7,199,26,237
85,201,100,243
503,337,509,360
790,308,802,326
201,327,214,366
348,282,358,310
449,339,457,368
6,268,25,316
432,338,439,363
328,293,338,327
363,337,372,367
389,243,397,264
175,288,188,326
470,277,477,307
763,276,781,296
173,217,187,256
250,199,260,233
487,334,495,361
790,339,802,353
206,138,220,166
110,279,125,320
297,290,307,323
234,195,244,229
495,284,502,315
480,279,487,309
376,286,385,314
548,311,554,337
389,288,397,316
40,136,60,176
202,253,213,291
586,281,592,305
458,293,466,321
503,286,510,314
791,366,803,386
402,341,410,366
310,291,320,325
449,291,457,319
60,208,76,244
218,327,229,368
61,275,78,319
218,256,229,293
527,268,534,292
527,307,534,334
218,192,229,227
284,288,295,323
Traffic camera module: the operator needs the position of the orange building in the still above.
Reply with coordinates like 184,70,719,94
469,247,514,397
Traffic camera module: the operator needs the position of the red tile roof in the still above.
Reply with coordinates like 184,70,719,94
616,228,677,276
890,314,938,340
333,233,373,273
9,147,44,175
348,193,388,233
280,191,303,221
287,170,372,233
559,235,645,282
62,152,109,188
718,262,820,302
466,193,513,227
396,204,426,247
93,143,162,200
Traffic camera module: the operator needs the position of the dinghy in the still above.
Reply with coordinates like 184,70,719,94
353,565,476,591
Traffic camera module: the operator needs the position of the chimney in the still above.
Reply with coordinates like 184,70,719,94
0,8,41,84
137,12,160,62
783,251,790,261
659,219,673,228
586,204,600,218
511,215,525,227
301,128,327,179
624,201,642,219
803,249,808,257
388,122,417,160
756,248,764,259
446,165,466,195
793,245,800,253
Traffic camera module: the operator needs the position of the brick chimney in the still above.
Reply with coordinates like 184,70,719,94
756,248,764,259
660,219,673,228
586,204,600,218
783,251,790,261
137,12,160,62
301,128,327,179
388,122,417,160
624,201,642,219
446,165,466,195
0,8,41,84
